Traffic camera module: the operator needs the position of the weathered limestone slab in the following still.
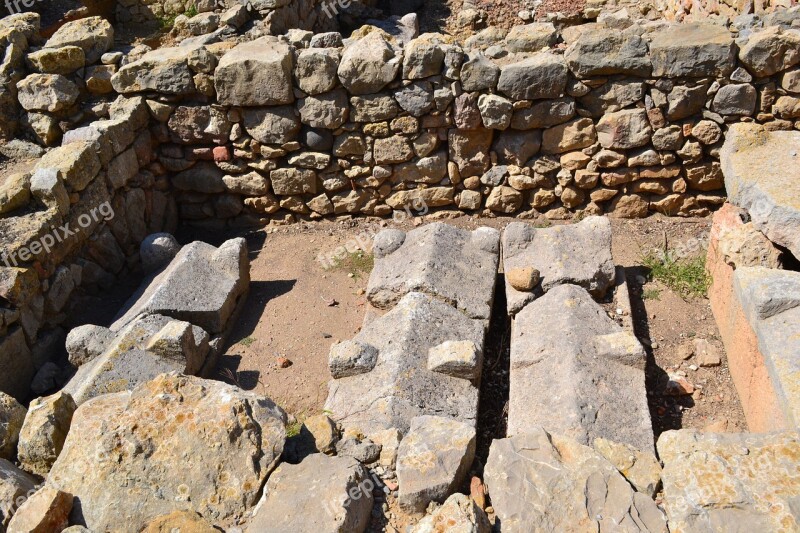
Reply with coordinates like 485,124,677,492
63,313,210,405
17,391,76,477
48,373,287,531
658,429,800,532
564,29,652,78
501,216,615,315
245,454,373,533
7,486,71,533
732,266,800,427
410,493,490,533
0,392,26,460
484,429,667,533
111,47,196,95
720,123,800,259
508,284,653,452
396,415,476,513
366,223,500,320
112,238,249,334
325,292,486,436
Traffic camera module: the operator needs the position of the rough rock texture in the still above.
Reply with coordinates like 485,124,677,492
43,16,113,64
396,415,476,513
214,37,294,106
112,238,248,334
325,292,486,436
17,391,76,477
111,47,196,95
502,216,615,315
47,373,287,531
0,458,38,530
245,454,373,533
649,23,735,78
509,284,653,452
366,223,500,320
658,429,800,532
484,429,667,533
7,486,72,533
0,392,26,460
720,123,800,259
732,266,800,427
338,31,401,95
410,493,490,532
63,313,211,405
593,438,662,498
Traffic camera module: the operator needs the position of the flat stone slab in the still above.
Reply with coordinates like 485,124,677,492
508,283,654,452
484,429,667,533
658,429,800,532
112,238,249,334
1,457,38,530
245,454,373,533
733,266,800,426
502,216,615,315
366,223,500,320
63,314,209,405
324,292,486,436
396,415,476,513
721,123,800,259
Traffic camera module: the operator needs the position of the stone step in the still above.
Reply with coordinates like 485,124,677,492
508,283,654,453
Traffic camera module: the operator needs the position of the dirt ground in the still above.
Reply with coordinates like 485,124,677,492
214,211,747,440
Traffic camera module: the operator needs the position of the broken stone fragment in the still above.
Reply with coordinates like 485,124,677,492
593,437,662,498
301,414,338,455
18,391,77,477
144,319,210,375
410,493,491,533
427,340,482,380
65,324,114,367
0,392,26,460
329,339,378,379
140,233,181,274
245,454,373,533
505,266,541,292
335,436,382,464
397,415,476,513
0,458,38,530
6,486,72,533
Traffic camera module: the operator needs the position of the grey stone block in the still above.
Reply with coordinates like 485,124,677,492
720,123,800,259
502,216,615,315
245,454,373,533
324,292,486,436
733,266,800,426
396,415,476,513
112,238,249,335
508,284,653,452
484,429,666,533
367,223,500,321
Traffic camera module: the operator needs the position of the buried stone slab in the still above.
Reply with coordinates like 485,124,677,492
366,223,500,321
720,123,800,259
396,415,476,513
111,238,249,335
732,266,800,427
245,454,373,533
325,292,486,436
63,313,210,405
47,373,287,532
501,216,615,315
484,428,667,533
508,284,653,452
658,429,800,532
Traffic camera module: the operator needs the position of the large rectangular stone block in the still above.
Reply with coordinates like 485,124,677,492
366,223,500,321
324,292,486,436
214,37,294,106
508,283,653,452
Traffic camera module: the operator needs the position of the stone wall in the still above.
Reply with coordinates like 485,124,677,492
0,96,177,401
655,0,797,22
116,0,331,35
104,16,800,228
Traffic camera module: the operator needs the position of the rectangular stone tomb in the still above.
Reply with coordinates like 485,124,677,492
63,313,210,404
508,283,654,452
324,291,487,436
111,237,249,335
366,223,500,321
501,216,615,315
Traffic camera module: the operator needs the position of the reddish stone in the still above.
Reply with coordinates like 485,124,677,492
213,146,232,162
